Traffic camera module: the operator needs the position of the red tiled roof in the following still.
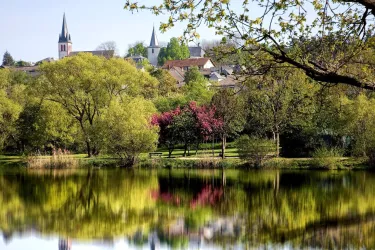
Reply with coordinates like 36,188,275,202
163,58,214,69
168,66,185,84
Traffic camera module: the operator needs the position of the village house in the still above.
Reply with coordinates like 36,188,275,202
162,58,215,71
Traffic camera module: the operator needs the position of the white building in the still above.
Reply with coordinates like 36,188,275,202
147,27,161,66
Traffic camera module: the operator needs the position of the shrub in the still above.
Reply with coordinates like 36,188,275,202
26,148,79,169
311,147,343,169
236,135,275,168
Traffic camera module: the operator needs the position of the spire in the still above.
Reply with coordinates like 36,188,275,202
149,26,159,48
59,13,72,43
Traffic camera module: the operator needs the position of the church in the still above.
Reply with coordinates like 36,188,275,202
57,14,205,66
58,13,115,60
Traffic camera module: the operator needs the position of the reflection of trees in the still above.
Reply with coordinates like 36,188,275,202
0,169,159,239
58,238,71,250
1,169,375,248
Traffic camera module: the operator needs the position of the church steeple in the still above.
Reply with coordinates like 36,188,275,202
59,13,72,43
149,26,159,48
148,26,161,66
58,13,72,59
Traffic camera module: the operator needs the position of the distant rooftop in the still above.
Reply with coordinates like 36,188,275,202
188,46,205,58
163,58,214,69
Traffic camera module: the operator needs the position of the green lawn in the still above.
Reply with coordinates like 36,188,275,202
153,142,239,158
155,147,239,158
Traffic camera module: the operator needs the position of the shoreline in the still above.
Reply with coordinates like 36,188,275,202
0,155,370,170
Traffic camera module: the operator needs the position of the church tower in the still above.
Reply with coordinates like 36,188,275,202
58,13,72,59
148,26,160,66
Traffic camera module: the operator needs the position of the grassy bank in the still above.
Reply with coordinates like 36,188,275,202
0,152,370,170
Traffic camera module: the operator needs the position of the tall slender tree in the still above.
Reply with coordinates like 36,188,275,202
2,51,15,66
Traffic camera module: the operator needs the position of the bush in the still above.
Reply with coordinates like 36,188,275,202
26,148,79,169
236,135,275,168
311,147,343,169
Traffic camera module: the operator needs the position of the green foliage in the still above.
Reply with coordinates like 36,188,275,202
126,42,148,57
182,79,213,105
236,135,275,168
157,38,190,66
150,69,179,96
312,147,344,169
101,97,159,166
2,51,15,66
39,53,158,157
0,69,23,151
153,94,187,113
333,94,375,166
245,67,318,156
211,88,246,158
125,0,375,90
15,61,31,67
184,66,205,85
17,101,77,151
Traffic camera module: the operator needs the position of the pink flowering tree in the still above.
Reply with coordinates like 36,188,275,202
151,107,181,157
152,102,223,157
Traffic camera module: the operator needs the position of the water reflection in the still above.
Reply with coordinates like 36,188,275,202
0,168,375,249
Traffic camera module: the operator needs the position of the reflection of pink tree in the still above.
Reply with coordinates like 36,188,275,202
190,186,223,209
151,190,181,205
151,185,223,209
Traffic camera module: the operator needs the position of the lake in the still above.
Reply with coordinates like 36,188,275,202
0,168,374,250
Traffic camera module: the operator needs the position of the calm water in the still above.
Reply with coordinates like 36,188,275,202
0,168,375,250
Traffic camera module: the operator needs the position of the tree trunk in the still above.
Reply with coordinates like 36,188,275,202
221,135,226,159
86,141,92,158
276,132,280,157
183,143,188,157
212,137,215,157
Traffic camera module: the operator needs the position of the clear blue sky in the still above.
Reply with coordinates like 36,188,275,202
0,0,221,62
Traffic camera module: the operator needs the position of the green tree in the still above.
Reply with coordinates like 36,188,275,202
337,94,375,162
181,66,213,105
245,68,318,157
125,1,375,90
126,42,148,57
184,66,205,85
2,51,15,66
0,69,22,151
211,89,246,158
153,94,188,113
15,61,31,67
150,69,179,96
17,101,77,152
236,135,275,167
101,97,159,166
182,80,213,106
40,53,158,157
157,38,190,66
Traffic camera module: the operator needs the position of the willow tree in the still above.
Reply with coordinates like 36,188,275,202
40,53,158,157
125,0,375,90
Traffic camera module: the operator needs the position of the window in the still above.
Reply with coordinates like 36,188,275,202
64,45,66,51
61,45,63,51
152,49,154,54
